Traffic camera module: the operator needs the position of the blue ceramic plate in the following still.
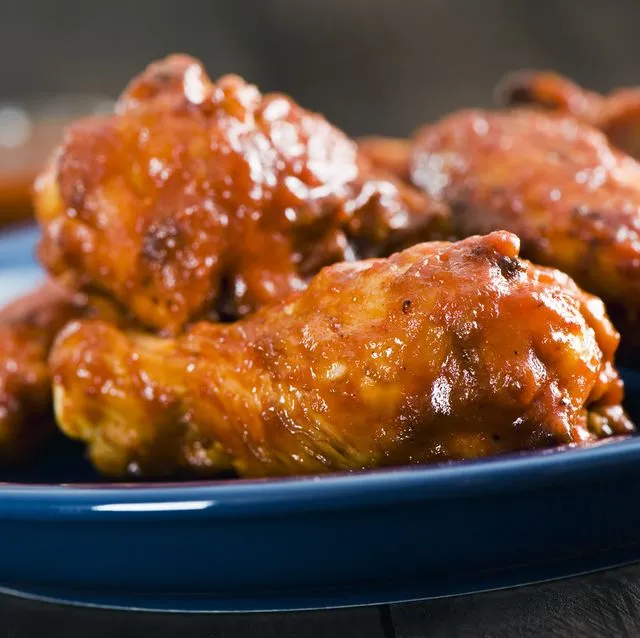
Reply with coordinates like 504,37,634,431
1,225,640,613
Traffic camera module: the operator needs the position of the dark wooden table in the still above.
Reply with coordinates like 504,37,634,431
3,564,640,637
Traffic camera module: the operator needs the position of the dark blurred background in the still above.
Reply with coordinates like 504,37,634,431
1,0,640,224
3,0,640,136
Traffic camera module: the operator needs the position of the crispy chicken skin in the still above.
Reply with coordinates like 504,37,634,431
0,282,85,465
497,70,640,160
410,108,640,322
50,232,632,479
35,54,447,333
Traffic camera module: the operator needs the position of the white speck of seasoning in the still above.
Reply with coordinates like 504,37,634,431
183,64,206,104
100,379,115,395
325,362,346,380
271,121,300,155
472,117,489,136
431,376,451,415
284,176,309,200
588,166,606,190
249,184,263,201
149,157,171,182
575,169,589,185
234,278,248,299
263,98,291,122
284,208,297,223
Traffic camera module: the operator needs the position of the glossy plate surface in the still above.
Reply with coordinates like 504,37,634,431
1,226,640,613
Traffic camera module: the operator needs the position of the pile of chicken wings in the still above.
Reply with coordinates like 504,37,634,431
2,55,638,478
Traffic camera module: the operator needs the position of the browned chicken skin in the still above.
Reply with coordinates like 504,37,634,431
50,232,632,479
35,54,447,333
496,70,640,160
410,108,640,327
0,282,86,465
362,109,640,330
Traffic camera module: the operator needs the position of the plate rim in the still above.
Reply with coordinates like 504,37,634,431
0,436,638,520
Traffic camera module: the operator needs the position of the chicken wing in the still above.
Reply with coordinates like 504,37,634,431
358,136,413,183
50,231,631,479
496,70,640,160
0,281,127,466
409,108,640,329
35,54,448,333
0,282,85,465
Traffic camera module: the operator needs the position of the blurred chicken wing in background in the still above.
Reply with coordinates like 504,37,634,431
0,281,126,466
497,70,640,161
0,282,84,465
361,107,640,342
410,108,640,331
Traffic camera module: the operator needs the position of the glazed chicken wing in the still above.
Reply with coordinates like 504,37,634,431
358,136,413,183
35,54,448,333
497,70,640,160
50,232,631,479
409,108,640,326
0,281,125,466
0,282,85,465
